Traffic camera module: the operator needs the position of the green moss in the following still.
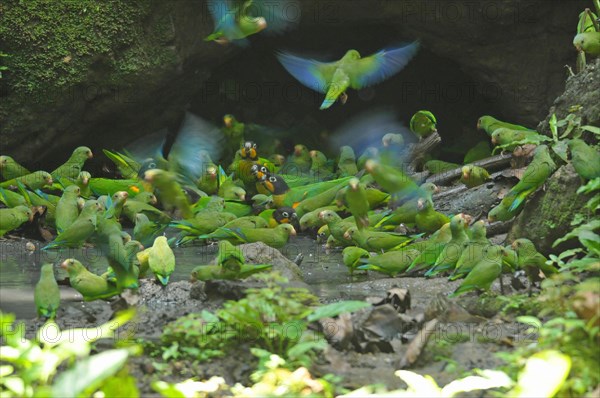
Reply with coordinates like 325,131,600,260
0,0,177,96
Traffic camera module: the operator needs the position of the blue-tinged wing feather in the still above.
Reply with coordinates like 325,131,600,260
351,41,420,89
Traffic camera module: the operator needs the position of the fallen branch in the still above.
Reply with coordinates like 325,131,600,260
398,318,438,369
425,152,513,186
406,132,442,174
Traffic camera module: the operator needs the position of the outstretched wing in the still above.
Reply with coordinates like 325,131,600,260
276,52,338,93
349,41,420,89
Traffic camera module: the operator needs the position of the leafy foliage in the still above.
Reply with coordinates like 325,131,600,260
0,310,139,397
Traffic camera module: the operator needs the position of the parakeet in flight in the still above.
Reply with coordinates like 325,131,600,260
277,42,420,110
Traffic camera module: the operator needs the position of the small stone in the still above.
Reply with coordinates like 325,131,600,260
25,241,36,252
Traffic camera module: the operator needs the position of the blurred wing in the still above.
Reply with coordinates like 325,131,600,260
206,0,247,42
168,112,225,181
350,41,420,89
329,109,412,152
276,52,338,93
125,128,167,164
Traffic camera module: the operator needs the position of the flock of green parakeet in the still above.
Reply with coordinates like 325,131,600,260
4,107,599,321
2,0,600,320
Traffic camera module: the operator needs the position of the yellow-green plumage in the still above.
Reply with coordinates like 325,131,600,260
410,110,437,138
451,245,504,297
344,226,412,252
51,146,93,180
34,263,60,318
56,185,80,233
0,155,30,180
61,259,119,301
149,236,176,285
0,205,33,237
477,116,535,136
0,171,53,190
345,178,370,229
358,248,421,276
342,246,371,274
460,164,491,188
568,139,600,180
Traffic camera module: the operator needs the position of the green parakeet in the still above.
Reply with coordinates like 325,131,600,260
318,210,355,246
503,145,557,211
512,238,557,296
415,196,450,234
104,191,129,220
406,223,452,273
144,169,193,219
197,164,220,196
337,146,358,177
55,185,81,233
423,160,460,174
75,171,92,198
222,114,246,161
277,42,419,110
199,223,296,248
449,220,490,281
365,159,418,197
487,196,520,222
477,116,535,136
357,147,379,170
344,226,412,252
0,171,53,190
102,149,140,179
573,32,600,55
0,155,30,180
284,144,311,174
358,248,421,276
34,263,61,319
0,205,33,236
490,128,548,150
51,146,93,180
425,214,470,277
43,200,103,249
568,138,600,180
191,263,272,281
122,194,170,224
309,150,335,180
342,246,371,275
450,245,505,297
60,259,119,301
409,110,437,138
217,240,245,272
345,177,370,229
463,141,492,164
222,215,269,230
205,0,295,45
293,179,348,217
148,236,176,285
218,178,247,201
172,211,237,245
460,164,491,188
88,178,145,197
133,213,166,248
0,188,29,208
299,205,338,231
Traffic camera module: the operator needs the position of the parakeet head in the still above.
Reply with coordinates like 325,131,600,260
72,146,93,160
261,173,289,195
343,226,358,240
60,258,84,273
65,185,81,196
348,177,361,191
382,133,404,147
573,33,585,52
78,171,91,185
364,159,378,173
278,223,297,236
113,191,129,202
205,165,217,180
420,182,439,195
269,154,285,166
294,144,308,157
223,114,235,128
0,155,9,168
40,263,55,277
461,165,471,179
343,49,361,60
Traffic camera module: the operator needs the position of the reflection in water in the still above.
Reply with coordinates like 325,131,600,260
0,236,382,319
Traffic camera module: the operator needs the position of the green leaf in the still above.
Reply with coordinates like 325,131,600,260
581,125,600,136
551,140,569,162
442,370,513,396
307,301,371,322
515,316,542,329
508,350,571,397
549,114,558,141
51,348,131,397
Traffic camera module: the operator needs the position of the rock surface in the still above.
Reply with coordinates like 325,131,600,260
0,0,588,166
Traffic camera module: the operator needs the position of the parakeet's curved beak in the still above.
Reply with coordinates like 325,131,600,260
433,185,440,194
511,241,518,250
87,151,94,159
60,260,69,270
257,17,267,31
237,191,246,201
416,198,425,210
309,150,317,158
343,230,351,240
364,159,376,173
223,115,233,128
462,213,473,224
294,147,302,156
318,211,326,220
289,227,297,236
349,180,359,190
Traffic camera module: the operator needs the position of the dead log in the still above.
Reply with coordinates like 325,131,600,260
405,132,442,173
425,152,513,186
